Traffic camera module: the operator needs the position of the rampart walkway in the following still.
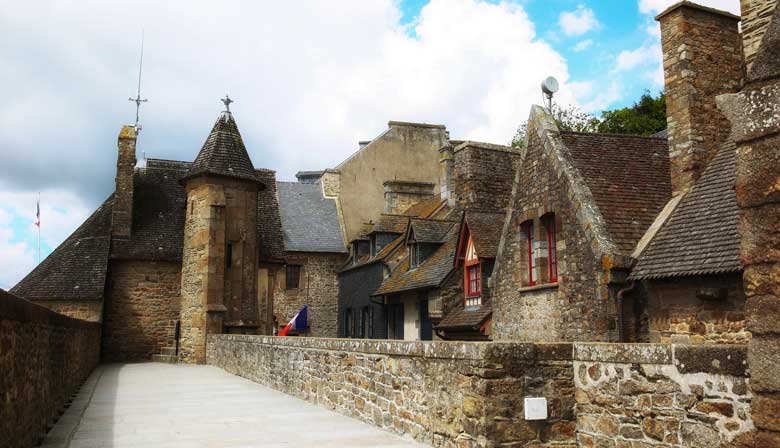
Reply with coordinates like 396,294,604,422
40,363,425,448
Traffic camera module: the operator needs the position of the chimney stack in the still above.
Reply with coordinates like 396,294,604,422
657,2,743,195
439,144,456,207
383,180,435,214
111,126,137,238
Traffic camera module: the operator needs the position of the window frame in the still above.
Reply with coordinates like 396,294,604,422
285,265,301,290
545,215,558,283
410,243,419,268
525,221,537,286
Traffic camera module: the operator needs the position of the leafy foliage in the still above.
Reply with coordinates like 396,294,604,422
510,91,666,148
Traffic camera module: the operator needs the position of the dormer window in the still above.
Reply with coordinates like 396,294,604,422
410,243,420,268
463,235,481,307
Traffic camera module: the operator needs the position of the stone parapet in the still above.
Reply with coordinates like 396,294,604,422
208,335,575,447
0,289,101,448
574,342,753,447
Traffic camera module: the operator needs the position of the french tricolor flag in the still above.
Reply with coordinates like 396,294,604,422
279,304,308,336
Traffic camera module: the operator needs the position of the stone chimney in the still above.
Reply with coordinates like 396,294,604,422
657,2,743,195
383,180,435,214
439,144,456,207
741,0,778,70
111,125,137,238
321,169,340,198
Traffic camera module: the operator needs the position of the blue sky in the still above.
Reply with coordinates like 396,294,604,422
0,0,740,289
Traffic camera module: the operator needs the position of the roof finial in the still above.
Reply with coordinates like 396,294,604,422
221,94,234,113
128,29,148,131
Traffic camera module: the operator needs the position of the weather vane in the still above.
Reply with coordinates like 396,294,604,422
128,30,148,130
221,94,234,113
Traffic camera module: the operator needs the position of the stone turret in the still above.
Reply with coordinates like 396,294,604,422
178,108,263,364
657,1,743,195
111,126,137,238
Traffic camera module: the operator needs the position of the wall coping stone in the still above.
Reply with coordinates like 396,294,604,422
210,334,573,361
574,342,748,376
0,288,101,329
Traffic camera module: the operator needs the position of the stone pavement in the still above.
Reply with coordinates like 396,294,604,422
40,363,427,448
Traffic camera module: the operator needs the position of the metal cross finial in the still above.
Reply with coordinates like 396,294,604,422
128,30,148,130
221,94,234,113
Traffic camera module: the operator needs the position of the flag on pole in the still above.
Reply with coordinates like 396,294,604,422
35,199,40,227
279,305,308,336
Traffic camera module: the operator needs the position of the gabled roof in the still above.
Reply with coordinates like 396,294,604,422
435,302,492,332
630,140,740,279
562,131,672,255
373,222,459,296
461,210,505,260
182,112,260,184
407,218,455,244
277,182,346,253
12,196,113,301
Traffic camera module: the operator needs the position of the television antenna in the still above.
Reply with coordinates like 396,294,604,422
128,30,148,131
541,76,559,111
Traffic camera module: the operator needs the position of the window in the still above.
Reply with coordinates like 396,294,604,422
544,214,558,283
525,221,537,286
410,243,419,268
226,243,233,269
362,307,372,338
466,265,481,307
286,265,301,289
344,309,353,338
370,235,376,258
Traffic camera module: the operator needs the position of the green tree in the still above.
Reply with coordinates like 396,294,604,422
511,103,599,148
596,91,666,135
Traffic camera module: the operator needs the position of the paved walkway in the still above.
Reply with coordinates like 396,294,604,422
42,363,426,448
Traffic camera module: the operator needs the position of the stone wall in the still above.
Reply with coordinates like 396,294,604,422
451,142,521,210
273,252,346,337
492,112,611,343
0,289,101,448
30,300,102,322
207,335,576,447
383,180,435,215
643,274,748,345
101,260,181,362
574,343,754,448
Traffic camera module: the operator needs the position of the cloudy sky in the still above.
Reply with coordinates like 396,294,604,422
0,0,740,289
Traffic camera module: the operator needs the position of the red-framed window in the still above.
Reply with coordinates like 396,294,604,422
525,221,537,286
462,235,482,306
467,265,481,297
545,215,558,283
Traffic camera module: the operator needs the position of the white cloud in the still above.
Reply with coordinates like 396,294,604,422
572,39,594,52
0,0,577,287
569,80,623,113
638,0,740,15
559,5,600,36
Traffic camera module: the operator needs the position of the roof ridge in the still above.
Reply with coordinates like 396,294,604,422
559,130,668,139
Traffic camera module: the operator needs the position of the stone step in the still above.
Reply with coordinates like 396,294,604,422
159,347,177,357
151,354,178,364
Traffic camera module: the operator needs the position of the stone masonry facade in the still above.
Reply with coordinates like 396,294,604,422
492,111,611,343
1,289,101,448
574,343,753,448
272,252,346,337
208,335,576,448
101,260,181,362
32,300,103,323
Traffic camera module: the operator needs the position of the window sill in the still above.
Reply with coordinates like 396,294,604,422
518,283,559,293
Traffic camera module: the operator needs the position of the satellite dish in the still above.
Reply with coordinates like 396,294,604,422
541,76,559,95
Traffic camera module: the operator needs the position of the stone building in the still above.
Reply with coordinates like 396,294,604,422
274,181,347,336
9,106,345,363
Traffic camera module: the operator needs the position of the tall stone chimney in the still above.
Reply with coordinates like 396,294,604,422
741,0,778,70
383,180,435,214
439,144,456,207
111,125,137,238
657,2,743,195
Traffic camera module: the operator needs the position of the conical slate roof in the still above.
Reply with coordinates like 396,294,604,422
182,111,260,184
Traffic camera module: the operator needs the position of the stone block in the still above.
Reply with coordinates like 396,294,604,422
748,337,780,392
753,395,780,432
674,344,748,376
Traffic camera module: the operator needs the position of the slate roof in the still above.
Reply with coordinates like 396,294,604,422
373,222,459,296
562,132,672,255
277,182,346,253
435,301,492,331
371,214,409,234
182,112,260,184
402,197,446,218
11,196,113,301
630,140,740,279
256,169,286,263
111,159,188,261
408,218,455,243
463,210,505,259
